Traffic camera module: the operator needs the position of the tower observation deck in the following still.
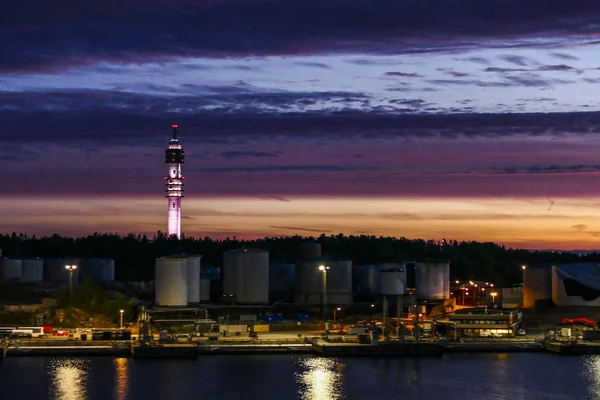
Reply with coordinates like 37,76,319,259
165,124,185,238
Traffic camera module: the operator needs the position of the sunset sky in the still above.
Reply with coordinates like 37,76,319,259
2,1,600,249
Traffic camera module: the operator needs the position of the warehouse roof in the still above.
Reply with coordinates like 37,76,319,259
554,263,600,291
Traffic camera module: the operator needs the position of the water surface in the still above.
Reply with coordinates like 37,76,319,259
1,354,599,399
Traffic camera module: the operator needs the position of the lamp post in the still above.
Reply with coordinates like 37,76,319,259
318,264,330,321
65,265,77,305
491,292,498,306
333,307,341,322
119,309,124,329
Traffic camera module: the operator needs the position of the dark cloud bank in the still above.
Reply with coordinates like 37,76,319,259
2,0,600,72
2,88,600,145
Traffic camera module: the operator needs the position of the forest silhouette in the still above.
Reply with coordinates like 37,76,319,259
0,231,591,285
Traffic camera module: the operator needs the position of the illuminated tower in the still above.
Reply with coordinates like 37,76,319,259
165,124,185,238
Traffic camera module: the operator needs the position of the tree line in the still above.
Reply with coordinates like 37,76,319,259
0,231,593,286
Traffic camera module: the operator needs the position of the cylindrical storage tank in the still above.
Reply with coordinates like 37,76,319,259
377,263,406,291
200,278,211,302
79,258,115,282
415,262,448,301
155,256,188,306
20,258,44,283
442,263,450,299
298,242,321,259
380,270,405,295
270,262,295,297
523,265,552,308
353,265,380,294
294,258,353,305
44,258,80,284
1,258,22,283
186,256,202,305
223,248,269,304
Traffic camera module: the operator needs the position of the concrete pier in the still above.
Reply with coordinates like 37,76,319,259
545,340,600,355
444,341,543,353
198,343,313,355
313,341,444,357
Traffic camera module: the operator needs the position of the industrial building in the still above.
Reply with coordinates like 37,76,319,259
522,263,600,308
551,263,600,307
0,256,115,285
443,308,523,338
523,264,552,308
500,287,523,309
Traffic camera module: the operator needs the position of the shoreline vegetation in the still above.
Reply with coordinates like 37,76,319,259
1,232,596,285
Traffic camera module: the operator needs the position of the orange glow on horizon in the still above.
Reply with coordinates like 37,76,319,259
0,195,598,250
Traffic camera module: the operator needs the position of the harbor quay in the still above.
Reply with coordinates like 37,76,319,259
1,333,596,359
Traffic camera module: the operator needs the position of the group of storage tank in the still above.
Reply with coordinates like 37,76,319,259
353,263,406,296
353,261,450,301
294,242,353,305
155,254,203,307
0,257,115,284
0,257,44,283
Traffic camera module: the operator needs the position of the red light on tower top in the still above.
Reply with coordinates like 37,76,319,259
172,124,178,128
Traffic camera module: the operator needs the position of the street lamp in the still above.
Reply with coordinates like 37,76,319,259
119,309,124,329
491,292,498,305
334,307,341,322
65,265,77,305
318,264,330,321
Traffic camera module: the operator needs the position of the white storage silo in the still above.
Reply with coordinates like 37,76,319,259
223,248,269,304
380,270,405,295
44,258,80,284
155,256,188,306
186,256,202,305
79,258,115,282
523,265,552,307
294,257,353,305
20,258,44,283
415,262,449,301
200,278,211,302
1,258,22,283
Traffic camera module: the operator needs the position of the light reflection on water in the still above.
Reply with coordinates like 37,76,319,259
48,358,89,400
296,357,345,400
582,355,600,399
114,357,130,400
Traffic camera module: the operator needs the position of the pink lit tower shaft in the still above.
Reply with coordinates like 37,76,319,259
165,124,185,238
